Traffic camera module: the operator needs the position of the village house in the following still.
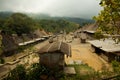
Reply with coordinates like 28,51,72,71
77,23,98,40
0,29,49,56
1,31,18,56
38,41,71,69
88,39,120,62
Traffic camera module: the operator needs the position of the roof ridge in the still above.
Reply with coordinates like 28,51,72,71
47,43,54,52
58,41,62,50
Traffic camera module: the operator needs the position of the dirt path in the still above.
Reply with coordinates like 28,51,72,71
65,38,111,71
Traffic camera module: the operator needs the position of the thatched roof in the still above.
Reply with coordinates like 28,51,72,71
82,23,98,31
38,41,71,57
75,23,98,34
2,34,18,52
88,39,120,53
33,29,48,38
40,30,48,36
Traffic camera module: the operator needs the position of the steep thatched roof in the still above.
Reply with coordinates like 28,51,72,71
74,23,98,34
82,23,98,31
38,41,71,57
32,29,48,38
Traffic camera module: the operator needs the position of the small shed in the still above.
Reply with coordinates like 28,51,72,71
78,23,98,40
38,41,71,69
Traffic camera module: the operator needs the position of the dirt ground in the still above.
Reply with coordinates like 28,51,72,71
65,38,111,71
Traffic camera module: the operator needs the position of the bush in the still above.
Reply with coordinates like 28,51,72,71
112,60,120,73
0,58,5,64
4,65,27,80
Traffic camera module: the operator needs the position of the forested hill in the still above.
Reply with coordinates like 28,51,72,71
27,13,95,26
0,11,13,19
0,12,79,34
0,12,94,26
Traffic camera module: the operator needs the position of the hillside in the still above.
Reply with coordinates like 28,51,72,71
0,12,94,25
0,12,79,34
0,11,13,19
27,13,95,25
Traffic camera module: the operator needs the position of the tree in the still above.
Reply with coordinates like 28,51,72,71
38,19,78,34
5,65,27,80
3,13,38,36
93,0,120,42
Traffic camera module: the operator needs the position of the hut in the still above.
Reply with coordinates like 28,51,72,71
88,39,120,62
1,33,18,56
79,23,98,40
38,41,71,69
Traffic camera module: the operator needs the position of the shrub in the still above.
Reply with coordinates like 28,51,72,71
4,65,27,80
0,58,5,64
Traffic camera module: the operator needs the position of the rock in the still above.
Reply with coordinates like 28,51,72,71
64,67,76,75
74,60,83,65
67,60,74,65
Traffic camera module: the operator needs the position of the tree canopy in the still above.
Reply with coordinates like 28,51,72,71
37,19,79,34
2,13,38,36
93,0,120,42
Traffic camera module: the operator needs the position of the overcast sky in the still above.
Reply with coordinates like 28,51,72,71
0,0,102,19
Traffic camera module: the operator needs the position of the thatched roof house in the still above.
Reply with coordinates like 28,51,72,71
81,23,98,32
1,34,18,55
38,41,71,68
76,23,98,40
32,29,48,38
88,39,120,62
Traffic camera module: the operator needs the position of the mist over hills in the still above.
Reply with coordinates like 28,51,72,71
0,11,94,26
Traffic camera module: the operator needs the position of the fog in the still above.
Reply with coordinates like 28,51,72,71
0,0,102,19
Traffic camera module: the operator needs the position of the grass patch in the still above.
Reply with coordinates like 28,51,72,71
67,64,94,74
60,64,100,80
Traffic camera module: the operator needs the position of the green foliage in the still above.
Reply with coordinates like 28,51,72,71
94,0,120,42
27,63,49,80
0,34,2,55
28,63,64,80
3,63,120,80
112,60,120,73
37,19,79,33
0,58,5,64
4,63,65,80
0,18,6,29
2,13,38,36
4,65,27,80
94,31,104,39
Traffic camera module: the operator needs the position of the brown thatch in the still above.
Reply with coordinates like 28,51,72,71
12,34,23,43
82,23,98,32
2,34,18,52
32,29,47,38
38,41,71,57
40,30,48,36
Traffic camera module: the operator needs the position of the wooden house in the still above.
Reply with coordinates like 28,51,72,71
88,39,120,62
79,23,98,40
38,41,71,69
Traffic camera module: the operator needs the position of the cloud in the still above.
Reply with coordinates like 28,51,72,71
0,0,102,19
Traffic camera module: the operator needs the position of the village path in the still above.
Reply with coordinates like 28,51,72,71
65,38,111,71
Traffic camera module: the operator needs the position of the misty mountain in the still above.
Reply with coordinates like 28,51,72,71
27,13,95,26
0,11,13,19
0,11,94,26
